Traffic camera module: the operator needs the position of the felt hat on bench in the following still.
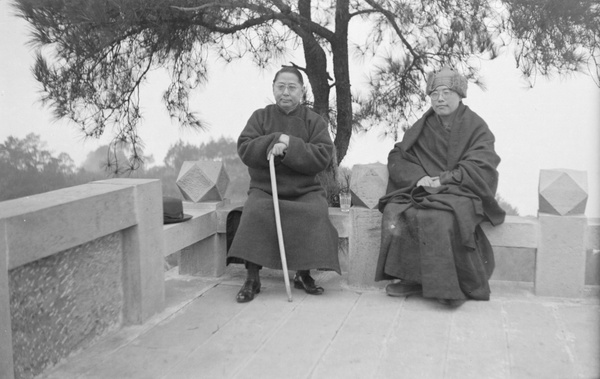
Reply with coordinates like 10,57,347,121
163,196,192,224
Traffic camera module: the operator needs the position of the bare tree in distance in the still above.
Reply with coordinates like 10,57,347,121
13,0,599,173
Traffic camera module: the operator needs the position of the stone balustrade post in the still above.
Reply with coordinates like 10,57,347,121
95,179,166,324
346,164,388,288
176,161,230,277
535,169,588,297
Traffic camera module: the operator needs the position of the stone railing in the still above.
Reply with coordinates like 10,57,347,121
1,179,165,379
343,165,599,299
1,162,598,379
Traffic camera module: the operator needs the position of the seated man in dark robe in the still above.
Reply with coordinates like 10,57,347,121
227,66,340,303
375,67,506,307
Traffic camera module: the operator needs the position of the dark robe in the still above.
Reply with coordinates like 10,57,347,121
375,103,505,300
227,104,340,274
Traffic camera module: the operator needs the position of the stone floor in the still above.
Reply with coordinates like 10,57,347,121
39,267,600,379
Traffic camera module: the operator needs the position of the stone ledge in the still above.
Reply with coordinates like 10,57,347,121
163,209,215,257
1,182,141,270
481,215,538,249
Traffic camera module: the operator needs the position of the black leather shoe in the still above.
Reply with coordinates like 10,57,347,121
385,281,422,297
236,278,261,303
294,273,324,295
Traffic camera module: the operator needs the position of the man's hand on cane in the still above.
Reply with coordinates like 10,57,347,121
267,134,289,159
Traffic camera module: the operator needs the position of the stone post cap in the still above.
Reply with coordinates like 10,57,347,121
349,163,389,209
538,168,587,216
176,160,230,203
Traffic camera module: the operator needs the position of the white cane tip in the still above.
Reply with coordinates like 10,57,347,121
288,297,293,302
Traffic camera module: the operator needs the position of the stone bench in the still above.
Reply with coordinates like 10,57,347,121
342,164,598,299
171,161,599,299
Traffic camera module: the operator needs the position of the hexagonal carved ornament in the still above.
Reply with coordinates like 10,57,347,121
349,163,389,209
176,160,230,202
538,169,587,216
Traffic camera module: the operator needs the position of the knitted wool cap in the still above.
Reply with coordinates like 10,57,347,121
425,67,468,98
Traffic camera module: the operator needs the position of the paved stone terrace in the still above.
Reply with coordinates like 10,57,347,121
39,268,600,379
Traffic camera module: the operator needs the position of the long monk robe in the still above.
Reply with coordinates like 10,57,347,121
227,104,340,274
375,103,505,300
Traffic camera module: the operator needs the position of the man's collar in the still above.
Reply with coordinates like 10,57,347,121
277,104,300,114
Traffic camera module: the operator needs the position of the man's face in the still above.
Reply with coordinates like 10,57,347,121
273,72,304,112
430,85,461,117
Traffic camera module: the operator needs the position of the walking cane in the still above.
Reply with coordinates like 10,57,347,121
269,154,293,302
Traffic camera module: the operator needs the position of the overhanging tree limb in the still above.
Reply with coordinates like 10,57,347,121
13,0,599,175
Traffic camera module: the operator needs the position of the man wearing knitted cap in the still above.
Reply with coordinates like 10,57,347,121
375,67,505,307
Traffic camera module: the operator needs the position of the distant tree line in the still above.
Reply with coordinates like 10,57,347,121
0,133,520,215
0,134,80,200
0,134,250,203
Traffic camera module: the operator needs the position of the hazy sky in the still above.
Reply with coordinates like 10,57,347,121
1,1,599,217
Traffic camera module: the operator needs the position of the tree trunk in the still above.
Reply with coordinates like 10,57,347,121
298,0,331,119
331,0,352,164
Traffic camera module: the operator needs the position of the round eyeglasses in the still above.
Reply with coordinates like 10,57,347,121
429,89,455,101
274,83,300,93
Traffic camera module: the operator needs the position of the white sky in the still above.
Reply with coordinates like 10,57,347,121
1,1,599,217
